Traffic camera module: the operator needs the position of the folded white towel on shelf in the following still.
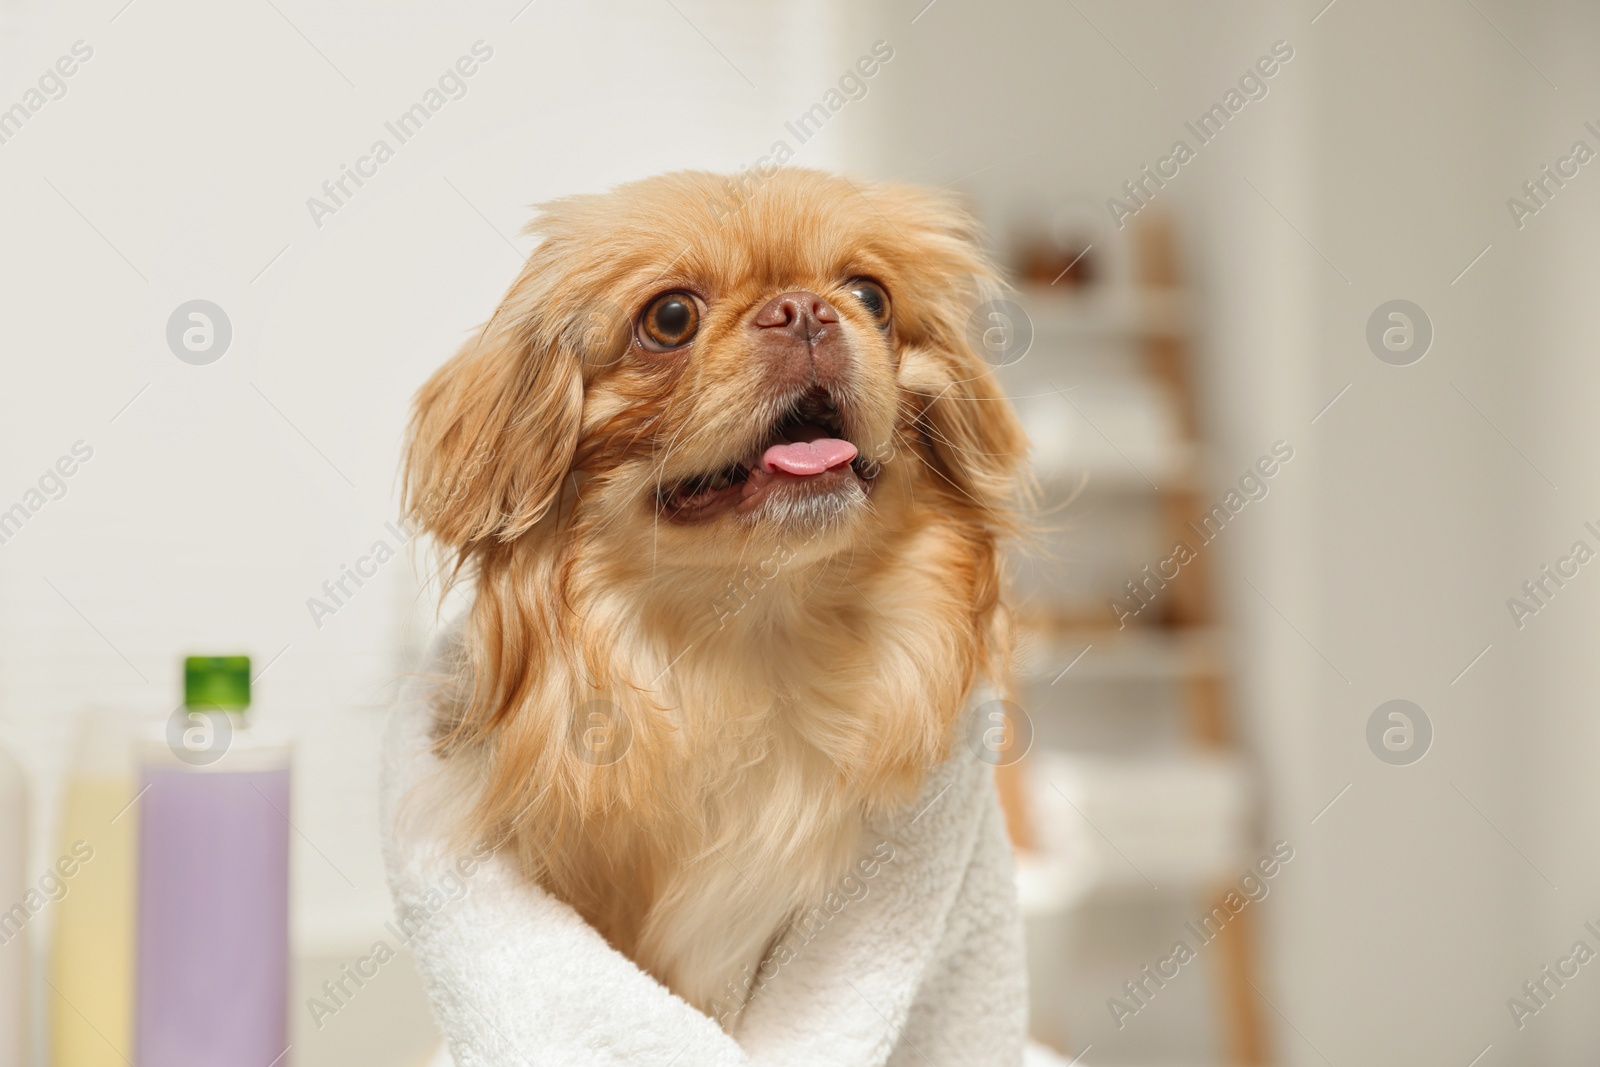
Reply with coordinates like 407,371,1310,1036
381,627,1030,1067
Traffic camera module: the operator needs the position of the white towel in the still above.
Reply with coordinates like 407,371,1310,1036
381,626,1030,1066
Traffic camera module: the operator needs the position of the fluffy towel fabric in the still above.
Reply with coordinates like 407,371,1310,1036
381,627,1029,1066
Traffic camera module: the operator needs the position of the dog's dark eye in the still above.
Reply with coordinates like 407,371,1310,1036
639,291,700,350
846,279,890,328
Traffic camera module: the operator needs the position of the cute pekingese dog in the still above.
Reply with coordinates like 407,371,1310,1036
404,168,1026,1018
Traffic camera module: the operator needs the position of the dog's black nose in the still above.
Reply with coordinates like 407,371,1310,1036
752,291,839,343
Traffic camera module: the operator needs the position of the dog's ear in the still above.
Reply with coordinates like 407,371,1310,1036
404,266,585,549
904,335,1029,519
872,182,1030,521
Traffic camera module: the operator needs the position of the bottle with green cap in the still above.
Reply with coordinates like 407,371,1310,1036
134,654,291,1067
185,654,252,708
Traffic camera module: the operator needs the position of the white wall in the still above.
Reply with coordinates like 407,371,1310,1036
1516,5,1600,1062
0,0,849,954
1281,3,1539,1062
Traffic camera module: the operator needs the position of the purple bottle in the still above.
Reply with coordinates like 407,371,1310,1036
135,656,291,1067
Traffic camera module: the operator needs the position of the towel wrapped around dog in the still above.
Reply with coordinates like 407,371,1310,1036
380,628,1030,1066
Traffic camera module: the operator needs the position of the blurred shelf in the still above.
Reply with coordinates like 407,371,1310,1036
1016,848,1094,918
1012,375,1197,495
1015,283,1190,339
1017,749,1253,915
1031,441,1204,495
1017,626,1224,683
1010,216,1270,1066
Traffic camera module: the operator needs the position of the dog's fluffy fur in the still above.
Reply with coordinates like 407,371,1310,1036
404,168,1026,1017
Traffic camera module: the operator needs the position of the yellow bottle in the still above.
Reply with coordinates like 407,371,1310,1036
48,711,138,1067
0,740,28,1067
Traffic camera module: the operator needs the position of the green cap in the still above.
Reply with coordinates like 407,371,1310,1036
184,656,251,711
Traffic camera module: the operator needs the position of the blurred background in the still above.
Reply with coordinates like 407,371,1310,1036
2,0,1598,1064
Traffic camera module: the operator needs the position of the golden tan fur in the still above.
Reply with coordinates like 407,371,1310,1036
403,168,1027,1016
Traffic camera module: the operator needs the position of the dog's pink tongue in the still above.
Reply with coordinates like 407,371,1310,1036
762,436,858,476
